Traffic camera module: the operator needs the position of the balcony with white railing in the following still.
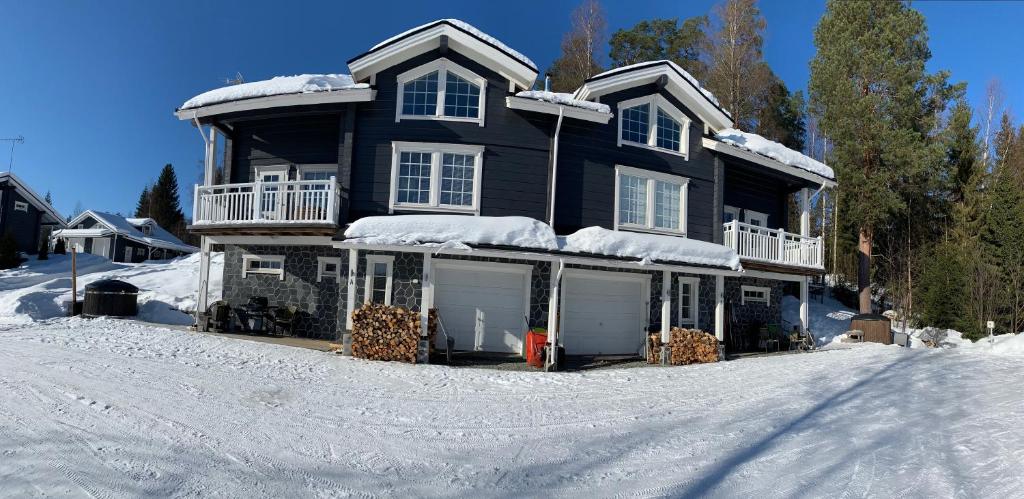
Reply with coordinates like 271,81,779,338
192,178,341,228
722,220,824,270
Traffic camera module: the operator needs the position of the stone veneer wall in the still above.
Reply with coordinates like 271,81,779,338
724,276,784,332
353,250,423,311
222,244,346,340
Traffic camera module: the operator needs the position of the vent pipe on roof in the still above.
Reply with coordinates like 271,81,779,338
544,74,551,92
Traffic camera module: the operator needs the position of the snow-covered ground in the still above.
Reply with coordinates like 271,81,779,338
0,252,223,326
1,318,1023,497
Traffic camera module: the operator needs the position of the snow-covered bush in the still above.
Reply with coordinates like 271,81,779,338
918,327,948,348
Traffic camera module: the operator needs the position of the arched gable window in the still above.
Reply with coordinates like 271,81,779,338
395,58,487,126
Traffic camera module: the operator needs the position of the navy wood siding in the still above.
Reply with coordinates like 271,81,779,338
722,161,795,231
349,48,552,221
0,185,44,253
229,111,343,184
554,84,717,242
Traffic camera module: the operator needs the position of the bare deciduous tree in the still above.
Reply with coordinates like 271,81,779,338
548,0,607,92
703,0,770,128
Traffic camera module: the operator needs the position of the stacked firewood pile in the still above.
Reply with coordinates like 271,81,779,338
351,304,437,363
648,328,719,365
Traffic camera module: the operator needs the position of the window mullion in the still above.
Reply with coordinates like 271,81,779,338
646,178,655,229
648,101,657,147
436,68,446,118
430,151,441,206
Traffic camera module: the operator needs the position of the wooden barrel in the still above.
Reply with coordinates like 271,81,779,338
850,314,892,345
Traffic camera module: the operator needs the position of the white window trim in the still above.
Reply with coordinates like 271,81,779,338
741,285,771,305
389,141,484,215
298,164,337,179
678,276,700,328
744,209,769,227
395,58,487,127
617,94,691,158
317,256,341,283
613,164,689,236
13,200,28,212
364,255,395,305
242,254,285,280
255,164,290,181
724,205,740,223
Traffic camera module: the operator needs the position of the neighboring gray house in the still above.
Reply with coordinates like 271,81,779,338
0,172,66,254
52,210,197,262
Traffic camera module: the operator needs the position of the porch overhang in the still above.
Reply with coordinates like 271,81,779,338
702,137,837,188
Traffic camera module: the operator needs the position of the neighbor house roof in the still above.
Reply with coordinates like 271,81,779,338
175,74,374,120
347,19,539,91
0,172,65,227
54,210,198,253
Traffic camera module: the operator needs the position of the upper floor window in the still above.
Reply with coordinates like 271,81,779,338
396,58,486,126
617,95,690,158
614,165,688,235
13,201,28,212
389,142,484,215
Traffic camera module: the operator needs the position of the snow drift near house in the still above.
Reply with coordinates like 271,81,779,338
514,90,611,113
0,252,222,325
560,226,742,270
180,74,369,110
782,294,857,346
344,215,559,250
369,19,537,70
716,128,836,180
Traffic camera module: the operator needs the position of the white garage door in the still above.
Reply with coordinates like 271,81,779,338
433,262,530,354
90,238,110,258
561,271,648,355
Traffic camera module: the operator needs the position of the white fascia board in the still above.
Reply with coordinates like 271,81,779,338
702,138,838,188
206,235,335,246
578,66,732,131
505,96,612,124
175,88,375,120
741,269,810,283
349,25,537,90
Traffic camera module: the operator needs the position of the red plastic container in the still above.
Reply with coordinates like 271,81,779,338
526,328,548,368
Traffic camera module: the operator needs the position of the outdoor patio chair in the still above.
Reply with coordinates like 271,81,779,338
204,300,231,333
268,305,299,337
759,326,780,353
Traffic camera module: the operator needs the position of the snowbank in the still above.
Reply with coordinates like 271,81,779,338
715,128,835,180
344,215,559,250
0,252,222,325
180,74,368,110
370,19,537,70
514,90,611,113
559,226,741,270
781,294,857,346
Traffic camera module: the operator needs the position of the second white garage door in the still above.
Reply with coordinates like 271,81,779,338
561,270,649,355
432,262,531,354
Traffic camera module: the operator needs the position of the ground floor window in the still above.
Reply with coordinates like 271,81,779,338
242,254,285,280
678,276,700,328
364,255,394,305
317,256,341,283
741,285,770,305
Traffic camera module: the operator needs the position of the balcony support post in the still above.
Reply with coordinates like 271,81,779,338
800,276,809,334
714,274,725,342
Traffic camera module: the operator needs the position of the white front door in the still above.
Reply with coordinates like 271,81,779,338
432,262,531,354
561,270,649,355
256,166,288,219
124,247,132,262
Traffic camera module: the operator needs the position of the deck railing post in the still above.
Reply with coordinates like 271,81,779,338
252,180,263,221
777,228,786,264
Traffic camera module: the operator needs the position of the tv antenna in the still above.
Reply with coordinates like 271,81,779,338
0,135,24,172
223,72,245,85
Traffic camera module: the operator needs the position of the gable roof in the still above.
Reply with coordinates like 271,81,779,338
55,210,198,253
0,172,65,227
575,60,733,131
347,19,539,91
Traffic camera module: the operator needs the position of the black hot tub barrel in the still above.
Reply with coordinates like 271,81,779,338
83,279,139,318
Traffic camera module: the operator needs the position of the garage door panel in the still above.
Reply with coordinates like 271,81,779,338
433,265,528,354
562,273,646,355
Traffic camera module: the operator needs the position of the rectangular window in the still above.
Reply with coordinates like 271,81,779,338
396,58,486,125
615,165,689,235
390,142,483,214
678,277,700,328
317,256,341,283
242,255,285,280
617,95,690,157
741,285,770,305
724,205,740,223
744,210,769,228
13,201,27,212
364,255,394,305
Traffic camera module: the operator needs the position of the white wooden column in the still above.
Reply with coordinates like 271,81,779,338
714,274,725,342
195,236,212,327
418,253,433,364
660,271,672,344
800,276,810,334
204,127,217,186
546,259,563,369
799,187,811,237
345,248,358,331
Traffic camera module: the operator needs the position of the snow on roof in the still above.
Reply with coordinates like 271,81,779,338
514,90,611,114
343,215,558,250
0,171,65,226
588,60,726,113
56,211,197,253
179,74,369,111
368,19,537,71
559,226,741,270
715,128,835,180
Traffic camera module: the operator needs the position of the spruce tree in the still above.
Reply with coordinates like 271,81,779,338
608,17,708,78
53,238,66,255
135,186,152,218
809,1,940,313
755,78,806,151
148,164,185,232
44,191,53,206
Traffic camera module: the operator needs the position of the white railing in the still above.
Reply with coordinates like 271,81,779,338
192,177,340,226
722,220,823,269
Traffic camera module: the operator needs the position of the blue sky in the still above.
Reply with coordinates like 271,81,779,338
1,0,1021,219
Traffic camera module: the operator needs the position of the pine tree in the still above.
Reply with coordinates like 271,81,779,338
148,164,185,234
809,1,941,313
981,117,1024,334
37,235,49,261
755,77,806,151
703,0,771,129
608,17,708,78
44,190,53,206
548,0,606,92
135,186,152,218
